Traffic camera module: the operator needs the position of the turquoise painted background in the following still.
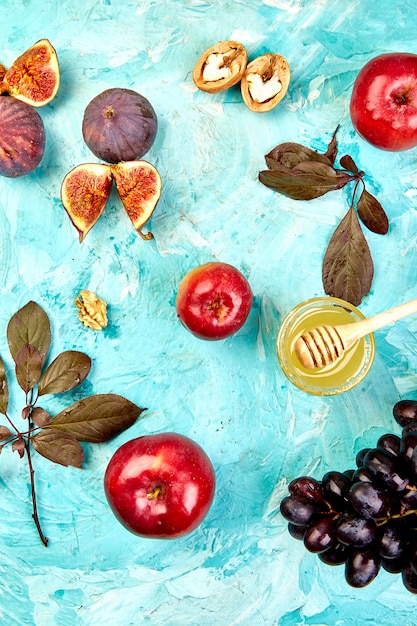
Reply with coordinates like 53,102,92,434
1,0,417,624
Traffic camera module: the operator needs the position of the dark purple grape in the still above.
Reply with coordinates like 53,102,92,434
402,425,417,437
401,432,417,478
400,486,417,510
410,540,417,574
322,471,351,510
319,541,350,566
303,516,335,553
393,399,417,428
288,522,308,541
280,494,316,526
377,433,400,457
352,467,372,483
345,548,381,588
382,555,407,574
379,521,406,559
343,469,355,480
335,514,377,547
288,476,323,503
402,565,417,593
364,448,409,491
348,481,390,519
356,448,372,468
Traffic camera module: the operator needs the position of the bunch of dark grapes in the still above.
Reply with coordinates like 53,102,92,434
280,399,417,593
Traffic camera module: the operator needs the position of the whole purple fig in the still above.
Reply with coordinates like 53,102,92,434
0,96,45,177
82,88,157,164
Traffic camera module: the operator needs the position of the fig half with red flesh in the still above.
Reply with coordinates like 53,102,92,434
82,88,158,164
1,39,60,107
61,163,113,242
111,160,161,239
0,96,45,177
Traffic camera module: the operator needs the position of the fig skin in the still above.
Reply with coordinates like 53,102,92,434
1,39,60,107
0,96,45,177
82,88,158,164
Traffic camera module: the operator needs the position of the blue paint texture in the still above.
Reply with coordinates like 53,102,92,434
1,0,417,624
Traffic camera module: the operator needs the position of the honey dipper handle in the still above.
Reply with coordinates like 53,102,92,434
338,297,417,348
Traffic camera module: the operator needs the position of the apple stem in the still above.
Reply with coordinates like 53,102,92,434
147,486,162,500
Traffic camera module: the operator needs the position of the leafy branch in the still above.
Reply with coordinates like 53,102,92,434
0,301,146,546
259,127,389,306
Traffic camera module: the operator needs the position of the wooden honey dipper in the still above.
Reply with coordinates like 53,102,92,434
294,297,417,369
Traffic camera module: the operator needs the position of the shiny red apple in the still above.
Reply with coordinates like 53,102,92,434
350,52,417,151
175,261,253,340
104,432,216,538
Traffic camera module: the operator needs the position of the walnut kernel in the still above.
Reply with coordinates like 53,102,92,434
75,290,108,331
241,53,290,112
193,40,247,94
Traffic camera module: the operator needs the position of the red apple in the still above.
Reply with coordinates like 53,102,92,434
175,261,253,340
350,52,417,151
104,432,215,538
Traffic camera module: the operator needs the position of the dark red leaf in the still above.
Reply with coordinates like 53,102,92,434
12,439,25,458
7,301,51,366
0,425,12,441
0,355,8,415
265,142,333,170
322,206,374,306
259,162,353,200
31,429,84,468
324,125,340,164
30,407,52,428
14,344,42,393
340,154,359,174
46,394,146,442
357,188,389,235
38,351,92,396
21,406,31,420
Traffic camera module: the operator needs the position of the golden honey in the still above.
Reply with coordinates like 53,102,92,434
277,297,375,395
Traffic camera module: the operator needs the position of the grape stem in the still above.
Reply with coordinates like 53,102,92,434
321,497,417,528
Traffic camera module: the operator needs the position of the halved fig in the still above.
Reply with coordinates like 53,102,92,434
193,41,247,94
111,160,161,240
0,96,45,177
61,163,112,242
1,39,60,107
241,53,290,112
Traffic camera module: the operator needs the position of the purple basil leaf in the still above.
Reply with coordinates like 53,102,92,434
14,344,42,393
259,161,352,200
0,355,8,415
322,206,374,306
46,394,146,443
357,188,389,235
38,350,92,396
7,301,51,366
31,429,84,468
265,142,333,171
340,154,359,174
30,407,52,428
324,125,340,164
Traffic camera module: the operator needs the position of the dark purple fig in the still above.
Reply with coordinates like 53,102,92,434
0,96,45,177
82,88,157,164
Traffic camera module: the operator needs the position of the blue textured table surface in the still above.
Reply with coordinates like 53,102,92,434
2,1,417,624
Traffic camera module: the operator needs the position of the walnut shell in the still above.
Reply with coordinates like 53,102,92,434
241,53,290,113
193,40,247,94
